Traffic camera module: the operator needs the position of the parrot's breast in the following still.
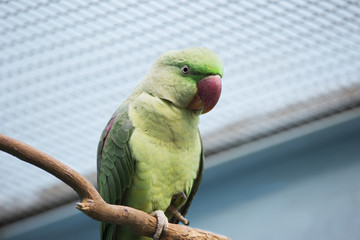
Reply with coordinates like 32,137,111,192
124,92,201,213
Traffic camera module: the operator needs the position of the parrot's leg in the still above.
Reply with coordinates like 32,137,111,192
151,210,168,240
167,205,190,225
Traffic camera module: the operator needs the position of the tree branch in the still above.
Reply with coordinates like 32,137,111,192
0,134,230,240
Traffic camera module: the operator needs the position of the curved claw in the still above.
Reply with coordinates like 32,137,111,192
151,210,168,240
167,205,189,225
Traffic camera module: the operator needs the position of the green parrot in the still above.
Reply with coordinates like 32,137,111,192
97,47,223,240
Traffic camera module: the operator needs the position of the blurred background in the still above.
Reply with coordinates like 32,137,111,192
1,0,360,239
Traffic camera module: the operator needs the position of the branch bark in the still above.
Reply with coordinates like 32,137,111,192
0,134,230,240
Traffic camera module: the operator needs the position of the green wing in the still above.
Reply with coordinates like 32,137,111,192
97,103,135,240
169,133,204,224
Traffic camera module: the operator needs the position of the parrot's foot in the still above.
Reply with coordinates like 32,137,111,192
167,205,190,225
151,210,168,240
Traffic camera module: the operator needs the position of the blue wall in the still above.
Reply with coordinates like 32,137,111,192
2,114,360,240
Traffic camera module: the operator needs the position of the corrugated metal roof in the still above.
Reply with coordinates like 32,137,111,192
1,0,359,225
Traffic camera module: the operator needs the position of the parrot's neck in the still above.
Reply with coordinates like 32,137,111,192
128,92,200,146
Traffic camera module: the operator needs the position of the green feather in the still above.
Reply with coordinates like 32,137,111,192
107,174,116,204
104,159,114,169
111,165,121,198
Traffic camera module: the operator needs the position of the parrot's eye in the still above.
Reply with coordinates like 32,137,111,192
181,65,190,74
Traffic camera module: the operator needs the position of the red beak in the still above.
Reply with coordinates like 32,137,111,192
187,75,222,114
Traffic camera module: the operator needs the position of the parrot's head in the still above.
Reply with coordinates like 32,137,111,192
142,47,223,114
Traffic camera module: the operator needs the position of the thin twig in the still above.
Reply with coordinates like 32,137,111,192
0,134,230,240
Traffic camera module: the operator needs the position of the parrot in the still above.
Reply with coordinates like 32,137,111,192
97,47,223,240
